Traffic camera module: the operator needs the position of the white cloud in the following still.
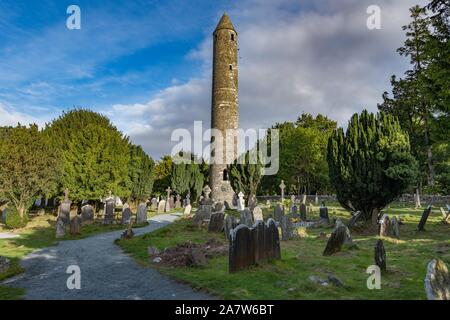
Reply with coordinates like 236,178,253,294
0,103,45,127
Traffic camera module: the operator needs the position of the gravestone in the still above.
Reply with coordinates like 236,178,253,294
274,204,284,222
291,205,298,218
308,203,313,216
165,187,172,212
185,193,191,206
347,211,363,228
81,205,94,224
319,203,329,222
418,205,432,231
290,195,295,209
415,188,421,209
175,195,181,209
104,195,115,225
280,215,294,241
0,256,10,274
136,203,148,224
157,200,166,214
224,214,238,241
232,193,238,207
335,219,353,245
183,204,192,216
150,198,158,211
208,212,225,233
379,214,391,237
299,203,307,221
169,196,175,209
237,192,245,211
391,216,400,238
121,204,132,225
59,189,71,226
253,206,263,222
375,239,386,271
315,193,319,205
424,259,450,300
70,216,81,236
266,200,271,206
279,180,286,202
240,208,253,227
440,207,450,224
323,225,347,256
55,218,65,239
229,218,280,273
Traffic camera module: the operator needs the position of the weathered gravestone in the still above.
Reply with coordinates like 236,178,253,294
424,259,450,300
70,216,81,236
150,198,158,211
336,219,353,245
418,205,432,231
299,203,307,221
165,187,172,212
347,211,363,229
55,218,65,239
136,203,148,224
240,208,254,227
59,189,71,226
224,214,238,241
237,192,245,211
379,214,391,237
229,218,280,273
157,200,166,214
208,212,225,233
280,215,294,241
274,204,284,222
253,206,263,222
183,204,192,216
391,216,400,238
319,203,329,222
375,239,386,271
323,225,347,256
291,205,298,218
290,195,296,209
104,196,115,225
315,193,319,205
81,205,94,224
279,180,286,202
169,196,175,210
175,195,182,209
121,204,132,225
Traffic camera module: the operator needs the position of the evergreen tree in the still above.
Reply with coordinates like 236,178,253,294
153,155,173,196
128,144,155,204
171,152,205,201
0,125,58,222
327,110,418,223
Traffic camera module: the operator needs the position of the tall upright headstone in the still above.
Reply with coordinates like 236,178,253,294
279,180,286,202
104,191,115,225
165,187,172,212
59,189,71,226
418,205,432,231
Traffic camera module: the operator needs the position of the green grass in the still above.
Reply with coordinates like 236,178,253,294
0,210,150,299
117,203,450,300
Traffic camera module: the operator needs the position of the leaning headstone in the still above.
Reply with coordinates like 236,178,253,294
240,208,254,227
237,192,245,211
70,216,81,236
104,196,115,225
81,205,94,224
418,205,432,231
136,203,148,224
55,218,65,239
280,215,294,241
274,204,284,222
299,203,307,221
208,212,225,233
335,219,353,245
253,206,264,222
391,216,400,238
183,204,192,216
424,259,450,300
323,225,347,256
347,211,363,229
374,239,386,271
224,214,238,241
379,214,391,237
121,205,132,225
319,203,329,222
157,200,166,214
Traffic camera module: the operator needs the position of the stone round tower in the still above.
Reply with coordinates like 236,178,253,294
210,13,239,203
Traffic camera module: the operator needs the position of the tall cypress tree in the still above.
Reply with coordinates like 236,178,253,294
327,110,418,222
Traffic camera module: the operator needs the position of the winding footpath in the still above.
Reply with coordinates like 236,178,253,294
2,213,212,300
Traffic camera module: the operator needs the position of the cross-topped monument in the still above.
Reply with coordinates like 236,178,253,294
279,180,286,202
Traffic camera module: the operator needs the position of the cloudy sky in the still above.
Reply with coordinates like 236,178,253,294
0,0,427,160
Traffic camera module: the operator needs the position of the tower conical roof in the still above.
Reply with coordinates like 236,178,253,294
215,13,236,32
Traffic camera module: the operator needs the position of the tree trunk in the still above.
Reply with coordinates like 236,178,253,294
424,120,435,186
371,208,380,226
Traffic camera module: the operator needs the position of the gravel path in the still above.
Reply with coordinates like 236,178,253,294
2,213,212,300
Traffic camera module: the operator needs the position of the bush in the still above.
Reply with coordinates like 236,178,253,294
5,208,28,229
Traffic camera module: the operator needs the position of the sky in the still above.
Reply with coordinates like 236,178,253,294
0,0,427,160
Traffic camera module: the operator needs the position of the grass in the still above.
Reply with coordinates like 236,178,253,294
117,203,450,300
0,209,150,299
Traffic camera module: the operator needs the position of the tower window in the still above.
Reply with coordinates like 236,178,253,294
223,169,228,181
231,34,234,41
229,65,233,71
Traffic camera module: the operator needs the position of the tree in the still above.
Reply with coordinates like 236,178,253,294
171,152,206,201
153,155,173,196
0,125,58,221
128,144,155,204
327,110,418,223
44,109,131,202
228,149,263,205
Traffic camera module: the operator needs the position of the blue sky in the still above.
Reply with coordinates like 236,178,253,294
0,0,427,159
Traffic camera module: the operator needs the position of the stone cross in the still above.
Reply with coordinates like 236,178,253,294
166,186,172,200
279,180,286,201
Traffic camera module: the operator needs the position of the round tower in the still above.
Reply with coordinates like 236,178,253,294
210,13,239,203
